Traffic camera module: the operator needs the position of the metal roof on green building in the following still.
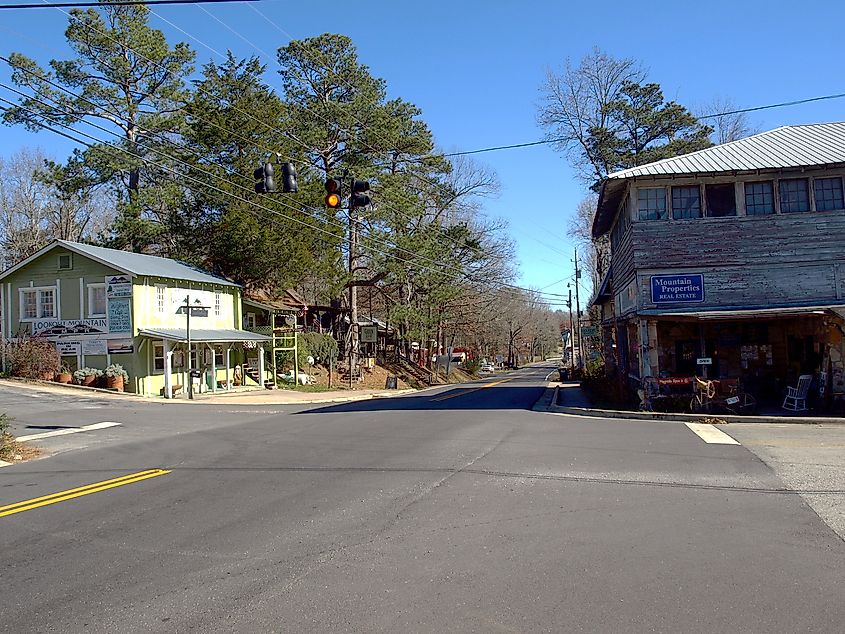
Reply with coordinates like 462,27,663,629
0,240,240,286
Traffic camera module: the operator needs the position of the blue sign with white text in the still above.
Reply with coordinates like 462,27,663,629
651,274,704,304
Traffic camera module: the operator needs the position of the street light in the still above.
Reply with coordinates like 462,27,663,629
179,295,210,400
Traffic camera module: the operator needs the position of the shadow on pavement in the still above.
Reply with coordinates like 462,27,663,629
296,380,547,415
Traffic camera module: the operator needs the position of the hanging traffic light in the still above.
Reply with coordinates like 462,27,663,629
254,162,275,193
350,179,370,208
280,162,298,193
324,178,342,208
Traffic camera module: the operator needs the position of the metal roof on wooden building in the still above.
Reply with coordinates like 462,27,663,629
593,122,845,237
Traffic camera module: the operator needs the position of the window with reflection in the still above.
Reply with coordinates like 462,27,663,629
745,181,774,215
637,187,667,220
779,178,809,213
671,186,701,219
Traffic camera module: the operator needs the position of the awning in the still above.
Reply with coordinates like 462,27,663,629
138,327,272,343
639,305,840,321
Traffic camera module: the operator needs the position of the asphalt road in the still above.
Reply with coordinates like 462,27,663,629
1,365,843,633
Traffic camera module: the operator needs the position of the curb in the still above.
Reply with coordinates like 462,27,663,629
535,384,845,425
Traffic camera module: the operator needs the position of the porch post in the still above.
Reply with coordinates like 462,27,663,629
638,319,651,378
647,320,659,378
163,340,173,399
225,346,231,390
210,343,217,393
258,344,266,388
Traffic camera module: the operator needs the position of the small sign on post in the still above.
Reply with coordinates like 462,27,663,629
696,357,713,365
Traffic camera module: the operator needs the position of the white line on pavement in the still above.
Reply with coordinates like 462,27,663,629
685,422,741,445
15,422,122,442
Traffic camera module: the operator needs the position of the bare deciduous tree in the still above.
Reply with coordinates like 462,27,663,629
698,96,760,144
0,148,110,270
537,47,646,186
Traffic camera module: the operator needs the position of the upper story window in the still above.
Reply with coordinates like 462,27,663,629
214,291,221,317
705,183,736,217
57,253,72,270
20,287,56,321
637,187,667,221
745,181,775,215
779,178,810,213
87,283,106,317
671,186,701,219
155,285,167,314
814,177,844,211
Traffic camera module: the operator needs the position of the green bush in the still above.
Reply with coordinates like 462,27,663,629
73,367,103,383
300,332,339,366
104,364,129,382
463,358,480,374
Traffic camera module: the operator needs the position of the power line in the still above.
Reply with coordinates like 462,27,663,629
0,90,570,305
0,0,256,8
2,7,570,301
403,93,845,162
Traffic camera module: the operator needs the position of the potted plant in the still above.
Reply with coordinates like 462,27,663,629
55,364,73,384
104,364,129,392
73,367,103,387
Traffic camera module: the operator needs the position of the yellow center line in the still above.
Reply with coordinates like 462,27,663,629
430,377,514,401
0,469,171,518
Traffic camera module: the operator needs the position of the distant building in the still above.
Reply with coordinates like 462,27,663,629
0,240,270,397
591,122,845,405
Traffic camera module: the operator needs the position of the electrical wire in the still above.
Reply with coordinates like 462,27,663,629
0,90,570,305
0,0,256,8
5,4,575,302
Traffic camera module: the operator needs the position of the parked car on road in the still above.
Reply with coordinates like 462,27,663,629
480,362,496,373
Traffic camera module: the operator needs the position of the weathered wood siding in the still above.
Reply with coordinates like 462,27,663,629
621,168,845,311
609,184,636,288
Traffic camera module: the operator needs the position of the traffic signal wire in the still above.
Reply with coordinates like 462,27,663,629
0,93,569,304
0,49,572,301
18,3,507,271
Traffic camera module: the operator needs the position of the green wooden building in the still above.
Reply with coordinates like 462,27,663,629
0,240,271,397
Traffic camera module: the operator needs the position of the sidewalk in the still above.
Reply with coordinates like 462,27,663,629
0,377,417,406
537,380,845,425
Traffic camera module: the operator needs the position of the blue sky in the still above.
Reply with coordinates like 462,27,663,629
1,0,844,309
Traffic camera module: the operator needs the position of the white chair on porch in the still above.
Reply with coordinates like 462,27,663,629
782,374,812,412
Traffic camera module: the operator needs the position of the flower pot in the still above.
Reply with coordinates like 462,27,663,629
81,374,97,387
56,373,72,384
105,376,124,392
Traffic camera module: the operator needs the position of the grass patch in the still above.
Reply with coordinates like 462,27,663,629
0,412,40,463
275,383,336,393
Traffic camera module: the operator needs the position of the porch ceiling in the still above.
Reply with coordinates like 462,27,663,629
138,327,272,343
642,305,838,321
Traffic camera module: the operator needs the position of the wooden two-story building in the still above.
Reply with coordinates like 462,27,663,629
592,122,845,404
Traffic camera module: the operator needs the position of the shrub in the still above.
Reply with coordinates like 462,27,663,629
5,337,60,379
104,364,129,382
73,367,103,383
463,358,480,374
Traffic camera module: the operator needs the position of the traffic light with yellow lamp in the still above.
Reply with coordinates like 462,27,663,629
324,178,342,209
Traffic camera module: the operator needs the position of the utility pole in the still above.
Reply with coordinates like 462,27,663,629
348,183,357,389
574,248,583,371
567,284,575,376
346,178,370,389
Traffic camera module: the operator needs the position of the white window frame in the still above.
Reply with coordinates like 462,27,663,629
57,253,73,270
155,284,167,315
214,291,221,317
153,341,165,374
214,344,224,366
19,286,58,321
245,312,256,328
87,283,107,317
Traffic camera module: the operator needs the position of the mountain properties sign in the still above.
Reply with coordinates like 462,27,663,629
650,274,704,304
